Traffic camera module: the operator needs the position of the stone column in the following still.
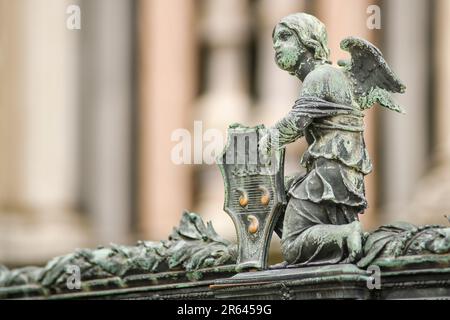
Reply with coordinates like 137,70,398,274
193,0,252,239
0,0,24,208
406,0,450,225
254,0,307,179
79,0,134,244
138,0,196,240
315,0,380,229
0,0,86,264
380,0,430,223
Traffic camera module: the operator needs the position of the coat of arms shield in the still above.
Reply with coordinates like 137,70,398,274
217,124,286,271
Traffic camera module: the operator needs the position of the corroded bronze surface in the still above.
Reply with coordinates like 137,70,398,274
1,12,450,300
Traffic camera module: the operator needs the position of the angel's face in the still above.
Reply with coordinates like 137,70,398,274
272,24,306,73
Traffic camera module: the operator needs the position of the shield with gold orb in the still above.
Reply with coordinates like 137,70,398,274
217,124,286,271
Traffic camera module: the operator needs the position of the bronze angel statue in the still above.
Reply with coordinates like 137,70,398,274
260,13,406,266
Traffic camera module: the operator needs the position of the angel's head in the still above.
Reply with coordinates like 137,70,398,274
272,13,330,76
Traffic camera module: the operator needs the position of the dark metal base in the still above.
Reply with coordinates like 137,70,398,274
2,255,450,299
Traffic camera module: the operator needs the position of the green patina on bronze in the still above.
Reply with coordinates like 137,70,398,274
258,12,407,266
217,123,286,270
0,211,237,298
1,12,450,300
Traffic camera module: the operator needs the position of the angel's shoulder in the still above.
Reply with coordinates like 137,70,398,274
301,64,353,103
304,64,347,84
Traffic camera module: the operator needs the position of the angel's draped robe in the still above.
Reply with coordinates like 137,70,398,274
274,96,372,265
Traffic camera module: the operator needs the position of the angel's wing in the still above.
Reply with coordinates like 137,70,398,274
338,36,406,113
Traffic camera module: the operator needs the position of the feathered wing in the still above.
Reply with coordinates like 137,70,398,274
338,36,406,113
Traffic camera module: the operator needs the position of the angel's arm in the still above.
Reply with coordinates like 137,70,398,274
269,110,311,150
260,69,336,154
267,72,328,150
258,105,311,156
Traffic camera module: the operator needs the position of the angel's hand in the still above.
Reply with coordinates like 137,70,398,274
258,133,272,158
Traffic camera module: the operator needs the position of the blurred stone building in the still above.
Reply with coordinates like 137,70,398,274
0,0,449,266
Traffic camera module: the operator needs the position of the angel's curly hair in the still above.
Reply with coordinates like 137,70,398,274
274,13,330,63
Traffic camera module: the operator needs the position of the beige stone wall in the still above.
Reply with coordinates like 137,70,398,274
0,0,448,265
0,0,87,264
